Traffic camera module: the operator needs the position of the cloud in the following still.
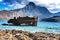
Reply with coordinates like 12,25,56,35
8,2,26,9
27,0,60,13
13,3,26,9
1,0,60,13
4,7,8,10
3,0,28,5
47,4,60,13
0,0,2,2
28,0,60,5
2,0,28,10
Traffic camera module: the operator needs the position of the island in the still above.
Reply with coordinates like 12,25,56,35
41,16,60,22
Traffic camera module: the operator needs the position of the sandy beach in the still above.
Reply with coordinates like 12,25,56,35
0,30,60,40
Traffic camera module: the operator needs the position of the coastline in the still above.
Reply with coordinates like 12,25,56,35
0,30,60,40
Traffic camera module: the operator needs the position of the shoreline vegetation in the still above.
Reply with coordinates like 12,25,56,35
0,30,60,40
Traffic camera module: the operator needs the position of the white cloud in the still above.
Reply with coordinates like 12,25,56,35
8,4,14,7
4,7,9,10
0,0,2,2
13,3,26,9
3,0,60,13
28,0,60,13
8,2,26,9
29,0,60,5
47,4,60,13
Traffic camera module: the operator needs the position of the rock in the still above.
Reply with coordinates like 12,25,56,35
0,30,60,40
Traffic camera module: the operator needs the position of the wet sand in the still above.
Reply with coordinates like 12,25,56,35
0,30,60,40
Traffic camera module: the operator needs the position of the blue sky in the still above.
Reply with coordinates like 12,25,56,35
0,0,60,13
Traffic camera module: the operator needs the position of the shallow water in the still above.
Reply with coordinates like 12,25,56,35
0,21,60,34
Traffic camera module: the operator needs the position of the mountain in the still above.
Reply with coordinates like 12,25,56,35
54,12,60,16
0,2,60,21
41,16,60,22
12,2,53,18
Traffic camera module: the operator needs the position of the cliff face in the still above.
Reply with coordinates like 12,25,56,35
41,16,60,22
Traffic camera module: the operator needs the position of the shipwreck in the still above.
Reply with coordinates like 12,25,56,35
7,16,38,26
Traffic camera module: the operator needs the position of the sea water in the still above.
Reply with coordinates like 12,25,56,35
0,20,60,34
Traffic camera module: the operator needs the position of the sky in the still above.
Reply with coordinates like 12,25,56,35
0,0,60,13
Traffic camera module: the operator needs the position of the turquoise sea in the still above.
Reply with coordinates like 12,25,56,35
0,20,60,34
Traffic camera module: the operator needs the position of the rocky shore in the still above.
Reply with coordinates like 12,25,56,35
0,30,60,40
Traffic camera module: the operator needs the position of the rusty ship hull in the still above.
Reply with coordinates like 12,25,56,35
7,16,38,26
